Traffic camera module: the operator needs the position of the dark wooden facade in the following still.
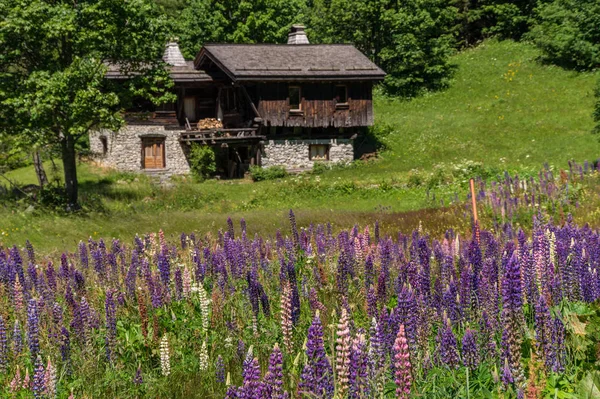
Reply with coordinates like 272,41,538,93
253,82,373,128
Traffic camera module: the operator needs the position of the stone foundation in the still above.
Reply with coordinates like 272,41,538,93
89,125,191,175
261,138,354,170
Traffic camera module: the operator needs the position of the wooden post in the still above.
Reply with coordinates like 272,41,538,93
470,178,480,243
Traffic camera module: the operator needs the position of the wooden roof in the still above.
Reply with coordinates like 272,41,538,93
105,61,213,83
194,44,386,82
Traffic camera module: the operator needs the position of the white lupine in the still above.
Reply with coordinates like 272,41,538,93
199,341,209,371
160,335,171,376
44,358,57,399
196,283,210,333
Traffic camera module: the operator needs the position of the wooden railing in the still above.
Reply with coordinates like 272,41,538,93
180,128,263,143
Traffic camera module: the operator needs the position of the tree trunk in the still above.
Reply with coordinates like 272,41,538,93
60,134,79,210
32,151,48,187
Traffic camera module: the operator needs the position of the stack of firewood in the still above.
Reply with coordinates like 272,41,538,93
197,118,223,130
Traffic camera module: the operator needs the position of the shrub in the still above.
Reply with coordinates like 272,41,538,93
188,144,216,181
249,165,288,182
528,0,600,70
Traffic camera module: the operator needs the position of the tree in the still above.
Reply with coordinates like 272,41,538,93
528,0,600,70
0,0,173,209
175,0,308,58
309,0,457,97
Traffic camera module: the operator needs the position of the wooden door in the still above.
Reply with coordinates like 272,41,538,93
142,138,165,169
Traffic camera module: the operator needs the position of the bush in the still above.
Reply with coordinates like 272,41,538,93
249,165,288,182
188,144,216,181
528,0,600,70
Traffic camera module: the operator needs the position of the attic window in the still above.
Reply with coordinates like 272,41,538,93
335,85,348,107
289,86,301,112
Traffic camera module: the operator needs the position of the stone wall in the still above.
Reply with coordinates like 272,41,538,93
89,125,191,175
261,138,354,170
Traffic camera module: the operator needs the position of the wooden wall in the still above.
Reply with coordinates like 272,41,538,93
255,82,374,128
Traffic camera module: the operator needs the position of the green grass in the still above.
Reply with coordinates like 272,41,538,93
2,39,599,252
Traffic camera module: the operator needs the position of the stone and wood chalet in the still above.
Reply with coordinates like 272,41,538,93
90,25,385,178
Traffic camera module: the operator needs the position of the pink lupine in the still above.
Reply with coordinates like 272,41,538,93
183,266,192,299
335,308,351,397
393,324,412,399
280,281,293,353
10,366,21,393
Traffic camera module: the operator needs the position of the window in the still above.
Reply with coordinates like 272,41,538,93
335,85,347,103
142,138,165,169
335,85,348,109
309,144,329,161
289,86,301,111
100,136,108,156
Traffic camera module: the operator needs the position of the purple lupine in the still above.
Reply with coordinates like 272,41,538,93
60,327,72,375
0,316,8,373
45,262,57,295
13,320,23,357
157,250,171,289
215,355,225,383
501,251,524,381
240,351,262,399
33,355,45,399
126,250,139,299
438,318,459,369
174,267,183,301
366,286,378,319
348,334,369,399
79,297,92,348
462,329,479,371
299,313,334,398
105,290,117,363
25,240,35,264
552,316,566,373
27,299,40,363
534,295,554,371
133,367,143,385
289,209,299,247
264,344,286,399
393,325,412,399
368,317,385,385
78,241,88,269
501,358,514,386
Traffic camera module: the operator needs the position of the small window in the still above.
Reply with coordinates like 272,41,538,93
335,85,348,104
100,136,108,156
309,144,329,161
289,86,301,111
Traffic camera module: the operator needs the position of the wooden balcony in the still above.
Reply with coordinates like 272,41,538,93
180,127,264,144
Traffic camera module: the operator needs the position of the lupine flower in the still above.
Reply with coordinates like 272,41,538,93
0,315,8,373
60,327,71,375
27,299,40,363
299,312,334,398
393,325,412,399
280,281,293,353
264,343,286,399
216,355,225,383
174,267,183,300
33,355,45,399
438,317,459,369
79,296,92,348
43,357,57,399
133,367,144,385
241,349,262,399
335,308,351,396
105,290,117,363
160,335,170,376
197,283,210,333
182,266,192,299
368,317,385,395
462,329,479,371
501,251,524,382
534,295,554,371
348,333,369,399
289,209,299,247
10,366,21,393
22,367,31,389
14,278,24,314
199,340,209,371
501,357,514,386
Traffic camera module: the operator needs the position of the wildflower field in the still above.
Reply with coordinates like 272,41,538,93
2,196,600,399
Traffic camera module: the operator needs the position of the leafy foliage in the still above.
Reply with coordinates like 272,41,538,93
0,0,174,207
248,165,288,182
528,0,600,70
188,144,216,181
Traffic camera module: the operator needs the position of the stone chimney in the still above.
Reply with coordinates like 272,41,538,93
287,24,309,45
163,42,187,66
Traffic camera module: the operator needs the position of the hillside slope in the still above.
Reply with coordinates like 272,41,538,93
346,40,600,180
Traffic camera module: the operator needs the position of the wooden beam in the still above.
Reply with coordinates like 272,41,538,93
239,85,261,119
